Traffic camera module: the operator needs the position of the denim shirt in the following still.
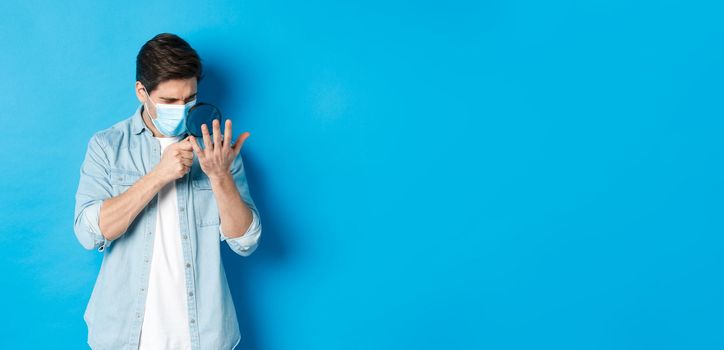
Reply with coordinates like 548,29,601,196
73,104,262,350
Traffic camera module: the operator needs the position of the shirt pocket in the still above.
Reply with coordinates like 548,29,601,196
110,169,143,195
192,177,220,227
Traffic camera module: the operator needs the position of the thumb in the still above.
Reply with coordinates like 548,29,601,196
178,136,194,150
233,131,250,156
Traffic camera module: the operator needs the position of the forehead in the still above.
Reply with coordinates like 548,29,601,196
152,78,197,98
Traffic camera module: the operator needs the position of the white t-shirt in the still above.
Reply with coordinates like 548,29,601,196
139,135,192,350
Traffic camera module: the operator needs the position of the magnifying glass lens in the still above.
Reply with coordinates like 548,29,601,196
187,103,223,137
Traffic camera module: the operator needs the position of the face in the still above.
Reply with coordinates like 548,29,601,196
135,78,198,120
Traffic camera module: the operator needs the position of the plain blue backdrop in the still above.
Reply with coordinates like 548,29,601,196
1,0,723,349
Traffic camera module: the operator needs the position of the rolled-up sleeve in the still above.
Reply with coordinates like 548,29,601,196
219,153,262,256
74,133,114,252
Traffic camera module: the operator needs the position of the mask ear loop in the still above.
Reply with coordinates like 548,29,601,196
143,86,156,120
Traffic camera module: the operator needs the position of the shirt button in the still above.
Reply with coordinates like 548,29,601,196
140,288,144,291
190,319,195,324
189,291,194,296
136,312,141,318
183,235,188,239
185,263,191,268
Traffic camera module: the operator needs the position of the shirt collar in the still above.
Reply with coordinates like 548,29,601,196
131,104,146,135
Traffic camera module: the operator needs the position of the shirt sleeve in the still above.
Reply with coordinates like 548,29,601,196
73,133,114,252
219,153,262,257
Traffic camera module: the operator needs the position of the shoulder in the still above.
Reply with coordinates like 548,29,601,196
90,113,136,149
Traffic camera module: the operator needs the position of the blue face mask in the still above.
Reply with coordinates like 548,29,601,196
143,88,197,137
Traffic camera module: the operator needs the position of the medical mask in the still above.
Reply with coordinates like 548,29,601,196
143,88,197,136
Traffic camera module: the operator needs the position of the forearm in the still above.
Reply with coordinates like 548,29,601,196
99,171,167,240
209,173,253,238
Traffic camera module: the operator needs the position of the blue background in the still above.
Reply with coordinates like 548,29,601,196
1,0,723,349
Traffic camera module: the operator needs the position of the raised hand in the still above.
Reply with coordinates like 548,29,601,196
188,118,250,180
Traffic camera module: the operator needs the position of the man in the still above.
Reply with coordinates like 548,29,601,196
73,33,262,350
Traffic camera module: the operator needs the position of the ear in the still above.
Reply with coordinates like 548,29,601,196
135,81,147,104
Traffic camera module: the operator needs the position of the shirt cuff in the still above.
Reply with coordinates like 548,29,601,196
84,201,113,252
219,206,261,255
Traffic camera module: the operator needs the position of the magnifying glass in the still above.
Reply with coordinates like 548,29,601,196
186,102,224,138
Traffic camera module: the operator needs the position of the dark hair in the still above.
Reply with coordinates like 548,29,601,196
136,33,203,93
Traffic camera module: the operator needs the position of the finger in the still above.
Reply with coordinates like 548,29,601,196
212,119,222,152
224,119,232,150
177,136,193,150
201,123,213,151
233,131,251,156
179,150,194,160
180,157,193,167
188,136,204,158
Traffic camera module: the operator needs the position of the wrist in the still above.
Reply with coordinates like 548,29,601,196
148,170,170,188
208,172,233,186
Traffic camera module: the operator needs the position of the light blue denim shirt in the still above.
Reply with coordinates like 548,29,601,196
73,104,262,350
